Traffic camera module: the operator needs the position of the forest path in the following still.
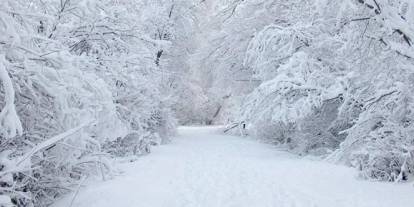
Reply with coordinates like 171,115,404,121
54,126,414,207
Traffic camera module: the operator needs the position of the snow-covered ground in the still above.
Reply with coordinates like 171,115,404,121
54,126,414,207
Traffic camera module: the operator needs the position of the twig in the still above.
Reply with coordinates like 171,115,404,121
68,175,88,207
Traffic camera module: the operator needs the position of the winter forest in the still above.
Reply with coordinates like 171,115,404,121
1,0,414,206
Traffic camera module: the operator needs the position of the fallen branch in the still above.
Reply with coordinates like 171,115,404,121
224,121,245,133
16,121,93,166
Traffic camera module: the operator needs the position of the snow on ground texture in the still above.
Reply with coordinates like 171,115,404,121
53,126,414,207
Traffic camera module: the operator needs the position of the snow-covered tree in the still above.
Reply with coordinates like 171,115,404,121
0,0,188,205
201,0,414,181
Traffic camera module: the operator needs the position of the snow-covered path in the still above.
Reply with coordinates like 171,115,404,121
54,126,414,207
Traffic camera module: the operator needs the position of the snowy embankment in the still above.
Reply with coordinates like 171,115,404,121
53,126,414,207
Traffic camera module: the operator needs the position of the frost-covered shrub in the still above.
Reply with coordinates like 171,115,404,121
334,114,414,181
293,97,345,155
329,74,414,181
103,133,153,157
0,52,121,206
242,49,344,154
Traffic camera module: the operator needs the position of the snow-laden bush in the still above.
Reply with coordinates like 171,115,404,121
328,73,414,181
0,47,123,207
242,50,344,154
0,18,123,207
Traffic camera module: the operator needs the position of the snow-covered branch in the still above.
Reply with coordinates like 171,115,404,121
0,55,22,139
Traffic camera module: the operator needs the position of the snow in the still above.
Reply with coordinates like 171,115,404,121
53,126,414,207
